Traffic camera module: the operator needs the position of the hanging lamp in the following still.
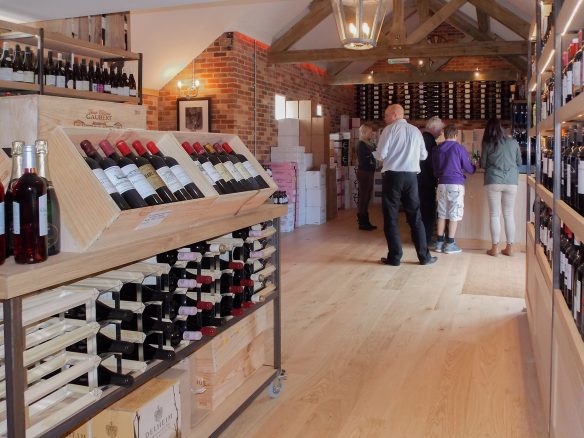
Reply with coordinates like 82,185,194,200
330,0,390,50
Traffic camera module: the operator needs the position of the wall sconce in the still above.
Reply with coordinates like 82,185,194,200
178,59,200,98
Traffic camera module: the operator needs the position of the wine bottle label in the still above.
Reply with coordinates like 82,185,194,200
567,166,572,197
182,331,203,341
136,163,165,191
200,161,222,183
123,86,130,96
155,166,184,193
576,280,582,320
66,79,74,89
215,162,234,182
23,71,34,83
170,164,194,188
242,161,260,178
13,70,24,82
177,306,198,316
38,193,48,237
578,160,584,194
105,84,112,93
130,88,137,97
121,163,157,198
223,160,244,182
92,168,117,195
177,279,197,288
0,67,12,81
92,83,98,92
45,74,56,86
575,61,582,88
234,162,253,180
103,166,135,195
12,202,19,234
56,76,65,88
567,71,573,96
0,202,4,235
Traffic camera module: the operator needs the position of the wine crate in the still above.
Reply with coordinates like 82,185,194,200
48,126,254,253
171,131,277,213
192,301,274,410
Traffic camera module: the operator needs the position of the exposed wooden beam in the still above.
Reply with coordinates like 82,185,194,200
466,0,530,39
388,0,406,44
417,0,430,20
270,0,331,53
269,40,528,63
329,70,519,85
428,0,527,72
406,0,466,44
476,8,490,33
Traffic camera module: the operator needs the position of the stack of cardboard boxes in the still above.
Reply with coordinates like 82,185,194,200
305,165,327,224
266,161,297,232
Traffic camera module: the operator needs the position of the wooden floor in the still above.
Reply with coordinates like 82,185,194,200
221,206,547,438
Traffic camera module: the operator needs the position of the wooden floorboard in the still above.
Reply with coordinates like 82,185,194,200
219,206,547,438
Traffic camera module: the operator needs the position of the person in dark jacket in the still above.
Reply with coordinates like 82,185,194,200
356,123,377,231
432,124,476,254
419,116,444,245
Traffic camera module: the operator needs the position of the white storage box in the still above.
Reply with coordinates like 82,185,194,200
306,206,326,225
277,118,300,135
306,187,326,207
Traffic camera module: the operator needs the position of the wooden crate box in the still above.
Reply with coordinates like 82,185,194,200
192,301,274,411
47,126,255,252
171,132,277,213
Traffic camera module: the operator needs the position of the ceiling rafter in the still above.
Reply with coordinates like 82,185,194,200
328,69,518,85
405,0,466,44
466,0,529,39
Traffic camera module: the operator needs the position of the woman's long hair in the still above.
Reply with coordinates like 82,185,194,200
482,118,506,149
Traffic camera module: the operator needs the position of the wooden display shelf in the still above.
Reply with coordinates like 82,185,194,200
535,237,552,289
555,90,584,126
0,19,140,61
528,175,536,189
536,182,554,208
553,289,584,378
0,203,287,299
43,86,139,104
557,0,584,46
0,80,39,92
557,200,584,240
537,35,555,75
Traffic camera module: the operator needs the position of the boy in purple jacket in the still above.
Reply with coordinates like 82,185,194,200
432,124,476,254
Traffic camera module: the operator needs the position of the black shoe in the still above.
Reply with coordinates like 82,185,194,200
380,257,400,266
359,223,376,231
420,256,438,265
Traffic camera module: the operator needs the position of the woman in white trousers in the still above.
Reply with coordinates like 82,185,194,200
480,118,522,256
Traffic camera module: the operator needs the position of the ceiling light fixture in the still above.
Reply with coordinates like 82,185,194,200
178,59,200,99
330,0,390,50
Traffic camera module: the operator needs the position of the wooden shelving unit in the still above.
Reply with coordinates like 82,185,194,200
0,19,142,104
527,0,584,434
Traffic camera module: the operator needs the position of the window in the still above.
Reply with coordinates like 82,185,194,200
316,104,323,116
275,94,286,120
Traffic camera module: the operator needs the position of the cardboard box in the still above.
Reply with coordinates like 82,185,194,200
306,206,326,224
277,118,300,136
312,116,330,135
326,168,337,220
306,187,326,207
306,170,326,189
311,133,328,167
285,100,299,118
93,379,181,438
298,100,314,120
277,135,300,147
64,421,91,438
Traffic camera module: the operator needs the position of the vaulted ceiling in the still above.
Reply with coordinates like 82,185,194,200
0,0,536,89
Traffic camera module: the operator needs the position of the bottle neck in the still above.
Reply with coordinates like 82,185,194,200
9,154,23,185
37,151,50,180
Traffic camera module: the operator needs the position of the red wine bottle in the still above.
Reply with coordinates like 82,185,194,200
120,283,172,303
35,140,60,256
80,140,147,209
209,143,253,191
128,335,176,361
115,140,175,204
131,140,190,201
68,332,135,355
146,141,204,199
193,142,238,193
66,300,134,322
84,156,131,210
222,142,270,188
98,140,163,206
5,141,23,258
73,364,134,388
181,142,226,194
122,312,175,334
157,250,202,266
213,143,259,190
201,143,244,192
12,145,48,264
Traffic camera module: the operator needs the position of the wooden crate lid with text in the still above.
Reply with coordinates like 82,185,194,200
171,132,277,213
47,126,256,253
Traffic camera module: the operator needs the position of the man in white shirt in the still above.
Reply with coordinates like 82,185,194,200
373,104,437,266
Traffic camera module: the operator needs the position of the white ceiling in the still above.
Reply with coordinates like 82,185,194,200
0,0,534,89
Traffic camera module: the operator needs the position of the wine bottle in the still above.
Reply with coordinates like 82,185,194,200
80,59,90,91
221,142,270,189
0,42,12,81
65,54,74,89
12,44,24,82
22,46,34,84
5,141,23,258
128,68,137,97
0,176,5,265
145,141,205,199
74,364,134,388
68,332,135,355
213,143,260,190
180,141,225,194
12,145,48,264
131,140,190,201
120,67,130,96
99,140,163,206
35,140,60,256
80,140,148,209
202,143,245,192
55,53,66,88
167,268,199,292
192,142,238,193
157,250,202,266
94,62,103,93
102,62,111,94
88,60,95,92
66,300,134,322
84,156,130,210
119,283,172,303
122,312,175,335
44,50,56,86
209,143,253,191
124,336,175,361
116,140,175,203
110,66,119,95
190,241,227,254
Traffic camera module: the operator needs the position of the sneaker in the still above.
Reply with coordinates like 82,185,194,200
443,242,462,254
433,241,444,253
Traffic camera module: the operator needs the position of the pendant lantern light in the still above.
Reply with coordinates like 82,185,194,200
330,0,390,50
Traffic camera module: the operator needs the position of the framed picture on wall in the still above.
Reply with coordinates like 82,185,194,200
177,98,211,132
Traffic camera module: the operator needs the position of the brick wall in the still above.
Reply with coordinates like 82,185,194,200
153,32,354,162
143,90,159,131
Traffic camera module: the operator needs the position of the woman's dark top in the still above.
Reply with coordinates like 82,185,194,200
357,140,376,172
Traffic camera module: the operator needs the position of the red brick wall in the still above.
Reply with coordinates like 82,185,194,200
143,90,159,131
153,32,354,162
